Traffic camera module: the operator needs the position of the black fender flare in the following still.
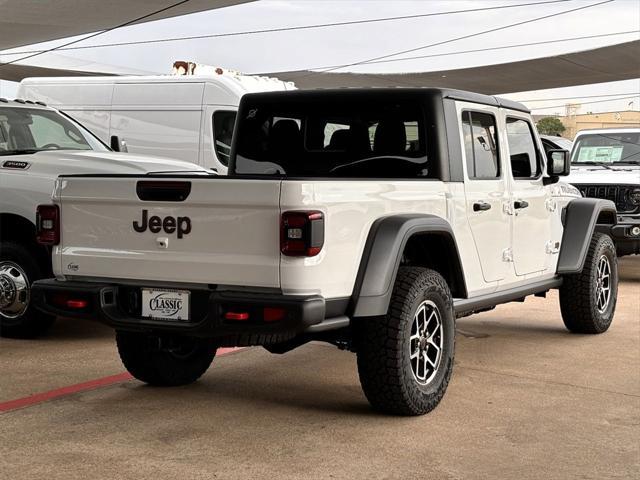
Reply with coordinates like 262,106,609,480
351,214,467,318
556,198,617,274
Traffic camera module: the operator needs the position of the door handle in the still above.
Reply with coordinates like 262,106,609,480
514,200,529,209
473,201,492,212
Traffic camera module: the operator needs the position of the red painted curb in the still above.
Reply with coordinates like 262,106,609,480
0,347,239,414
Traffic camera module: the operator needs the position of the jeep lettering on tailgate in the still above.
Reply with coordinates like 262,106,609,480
133,209,192,238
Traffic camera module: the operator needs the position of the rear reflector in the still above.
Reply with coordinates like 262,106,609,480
51,294,89,310
66,299,89,309
281,211,324,257
224,311,250,321
36,205,60,245
263,307,286,322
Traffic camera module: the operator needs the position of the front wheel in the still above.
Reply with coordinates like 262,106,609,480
116,331,217,386
355,267,455,416
559,232,618,334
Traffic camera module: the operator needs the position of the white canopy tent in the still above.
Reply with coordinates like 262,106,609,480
0,0,637,95
2,40,638,95
267,40,640,95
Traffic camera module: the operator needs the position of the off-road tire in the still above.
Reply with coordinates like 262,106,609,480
559,232,618,334
0,241,56,338
116,331,216,386
355,267,455,416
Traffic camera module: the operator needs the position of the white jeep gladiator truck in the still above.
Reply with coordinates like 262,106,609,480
565,128,640,257
33,89,619,416
0,98,207,338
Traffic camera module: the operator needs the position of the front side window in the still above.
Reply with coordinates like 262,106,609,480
0,107,108,155
462,111,500,179
233,98,429,178
506,117,541,179
212,111,237,166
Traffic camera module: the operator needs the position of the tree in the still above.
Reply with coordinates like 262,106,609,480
536,117,566,136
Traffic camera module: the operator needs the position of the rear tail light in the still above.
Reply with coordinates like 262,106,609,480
36,205,60,245
281,211,324,257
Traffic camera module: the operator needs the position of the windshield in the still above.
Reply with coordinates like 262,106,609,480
0,107,109,156
233,98,430,178
571,131,640,165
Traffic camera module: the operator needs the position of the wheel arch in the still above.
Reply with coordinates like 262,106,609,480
557,198,617,275
350,214,467,318
0,213,51,275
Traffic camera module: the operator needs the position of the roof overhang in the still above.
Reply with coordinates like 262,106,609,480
268,40,640,94
0,0,254,50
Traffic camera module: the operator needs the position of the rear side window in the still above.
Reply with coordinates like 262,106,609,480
233,98,430,178
212,111,236,166
506,117,541,179
462,111,500,179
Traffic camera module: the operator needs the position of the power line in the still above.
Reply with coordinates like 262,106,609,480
292,0,614,77
519,91,640,102
282,30,637,71
529,94,640,111
0,0,571,57
0,0,192,69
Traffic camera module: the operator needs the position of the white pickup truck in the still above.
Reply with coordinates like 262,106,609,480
33,88,619,416
0,99,207,337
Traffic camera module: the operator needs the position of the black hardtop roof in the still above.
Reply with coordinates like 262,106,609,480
241,87,530,114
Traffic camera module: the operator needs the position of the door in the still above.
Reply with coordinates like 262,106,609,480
505,116,551,276
109,82,203,163
460,106,510,283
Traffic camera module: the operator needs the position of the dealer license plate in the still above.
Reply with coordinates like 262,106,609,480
141,288,190,321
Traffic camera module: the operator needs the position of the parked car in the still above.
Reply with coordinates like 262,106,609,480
17,72,295,173
565,128,640,256
0,99,208,337
540,134,573,155
33,88,618,416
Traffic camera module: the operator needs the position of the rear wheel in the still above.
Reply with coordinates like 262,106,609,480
0,241,56,338
559,233,618,334
116,331,217,386
355,267,455,416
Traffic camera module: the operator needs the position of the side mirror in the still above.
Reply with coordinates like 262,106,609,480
110,135,128,153
546,149,571,176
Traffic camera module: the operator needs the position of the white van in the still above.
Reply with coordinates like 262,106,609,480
17,73,295,173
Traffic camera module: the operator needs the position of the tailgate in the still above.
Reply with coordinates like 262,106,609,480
55,177,282,288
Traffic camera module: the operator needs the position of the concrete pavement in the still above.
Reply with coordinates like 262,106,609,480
1,258,638,479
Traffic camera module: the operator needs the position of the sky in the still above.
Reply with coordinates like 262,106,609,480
0,0,639,115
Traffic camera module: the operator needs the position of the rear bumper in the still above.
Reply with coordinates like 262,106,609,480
32,279,337,341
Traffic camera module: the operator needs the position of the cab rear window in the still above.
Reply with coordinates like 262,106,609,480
232,98,430,178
